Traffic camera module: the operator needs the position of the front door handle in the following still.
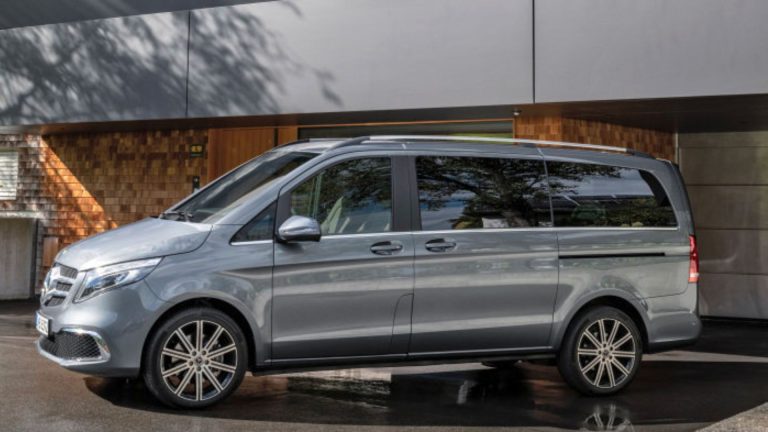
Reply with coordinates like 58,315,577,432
425,238,456,253
370,241,404,256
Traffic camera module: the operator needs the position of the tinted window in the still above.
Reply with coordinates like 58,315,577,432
416,156,551,230
232,202,276,243
290,158,392,235
547,162,676,227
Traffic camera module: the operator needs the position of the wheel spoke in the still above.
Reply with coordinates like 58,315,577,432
195,320,204,351
209,360,236,374
607,320,620,345
606,360,616,387
162,362,191,378
195,370,203,401
594,361,605,386
597,320,608,344
162,348,191,361
174,329,195,354
612,358,631,376
578,348,599,356
208,343,237,359
612,333,633,350
581,356,601,374
583,330,602,348
174,368,195,396
613,350,636,358
203,366,224,393
204,325,224,352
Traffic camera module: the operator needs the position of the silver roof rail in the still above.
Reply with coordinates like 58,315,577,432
362,135,645,155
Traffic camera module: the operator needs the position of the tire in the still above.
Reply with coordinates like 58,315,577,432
143,307,248,409
557,306,642,395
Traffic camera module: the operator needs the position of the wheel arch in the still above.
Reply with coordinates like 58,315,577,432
142,296,261,372
553,294,650,352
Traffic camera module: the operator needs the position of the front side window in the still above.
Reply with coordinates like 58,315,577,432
547,162,677,227
232,202,275,243
289,158,392,235
416,156,551,231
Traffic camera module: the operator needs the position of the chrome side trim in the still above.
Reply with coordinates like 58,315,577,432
230,239,273,246
36,328,111,367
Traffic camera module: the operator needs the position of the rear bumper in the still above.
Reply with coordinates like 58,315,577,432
644,283,702,353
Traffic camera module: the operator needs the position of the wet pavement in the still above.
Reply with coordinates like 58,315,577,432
1,300,766,432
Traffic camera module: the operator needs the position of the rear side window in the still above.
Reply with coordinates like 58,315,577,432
546,162,676,228
416,156,551,230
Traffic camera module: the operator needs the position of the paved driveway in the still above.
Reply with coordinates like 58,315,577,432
1,300,766,432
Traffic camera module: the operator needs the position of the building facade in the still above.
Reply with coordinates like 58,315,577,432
1,0,767,319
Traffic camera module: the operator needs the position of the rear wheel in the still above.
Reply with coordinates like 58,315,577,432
143,307,248,408
557,306,642,395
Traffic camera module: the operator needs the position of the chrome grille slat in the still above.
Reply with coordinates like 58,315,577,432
41,263,80,307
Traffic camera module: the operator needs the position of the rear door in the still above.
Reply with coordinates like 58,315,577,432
271,154,415,360
409,152,559,356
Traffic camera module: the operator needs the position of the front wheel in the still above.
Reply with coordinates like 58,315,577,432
143,307,248,408
557,306,642,395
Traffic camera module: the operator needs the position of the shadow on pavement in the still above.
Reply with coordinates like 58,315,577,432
85,359,768,430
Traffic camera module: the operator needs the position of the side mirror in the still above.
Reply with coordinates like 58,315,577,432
277,215,322,243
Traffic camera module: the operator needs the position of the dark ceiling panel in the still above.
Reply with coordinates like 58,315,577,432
0,0,270,30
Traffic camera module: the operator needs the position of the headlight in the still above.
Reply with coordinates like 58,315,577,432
76,258,161,302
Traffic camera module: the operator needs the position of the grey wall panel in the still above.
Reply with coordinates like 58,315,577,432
698,229,768,275
681,147,768,185
699,273,768,319
688,186,768,230
0,12,189,125
0,218,35,299
680,130,768,319
536,0,768,102
187,0,533,118
0,0,268,30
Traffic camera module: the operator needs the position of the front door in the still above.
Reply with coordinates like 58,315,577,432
271,155,414,360
409,153,559,355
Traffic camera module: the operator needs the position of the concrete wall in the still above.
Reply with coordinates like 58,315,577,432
0,12,189,125
535,0,768,102
3,0,768,126
680,131,768,319
188,0,532,117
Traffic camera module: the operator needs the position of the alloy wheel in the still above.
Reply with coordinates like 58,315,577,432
576,318,637,389
160,320,238,402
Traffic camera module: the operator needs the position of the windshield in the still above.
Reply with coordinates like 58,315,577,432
168,150,318,223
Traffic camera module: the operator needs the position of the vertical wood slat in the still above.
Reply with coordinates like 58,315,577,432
207,127,278,181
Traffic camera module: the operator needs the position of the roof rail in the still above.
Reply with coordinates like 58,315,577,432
329,134,649,157
355,135,651,157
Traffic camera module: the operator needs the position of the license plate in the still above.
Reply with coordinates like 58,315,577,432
35,312,49,337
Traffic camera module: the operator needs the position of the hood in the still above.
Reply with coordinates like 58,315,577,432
55,218,212,271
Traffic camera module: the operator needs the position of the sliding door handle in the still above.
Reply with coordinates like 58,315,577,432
425,238,456,253
370,241,404,256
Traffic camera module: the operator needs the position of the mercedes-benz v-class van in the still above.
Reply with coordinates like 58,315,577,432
35,136,701,408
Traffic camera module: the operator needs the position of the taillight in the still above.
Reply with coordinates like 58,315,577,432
688,235,700,283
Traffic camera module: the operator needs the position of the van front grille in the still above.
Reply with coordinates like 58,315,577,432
39,332,102,360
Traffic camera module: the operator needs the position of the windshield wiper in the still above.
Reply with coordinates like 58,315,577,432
158,210,194,221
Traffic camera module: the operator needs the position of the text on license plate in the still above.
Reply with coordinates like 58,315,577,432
36,313,49,336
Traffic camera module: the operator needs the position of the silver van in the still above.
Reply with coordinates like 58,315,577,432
35,136,701,408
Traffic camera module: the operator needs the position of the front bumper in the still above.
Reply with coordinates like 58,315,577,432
35,280,168,377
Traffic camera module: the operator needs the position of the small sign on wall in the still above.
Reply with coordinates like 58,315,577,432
190,144,204,158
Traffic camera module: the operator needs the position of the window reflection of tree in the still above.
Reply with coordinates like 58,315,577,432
416,157,550,230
